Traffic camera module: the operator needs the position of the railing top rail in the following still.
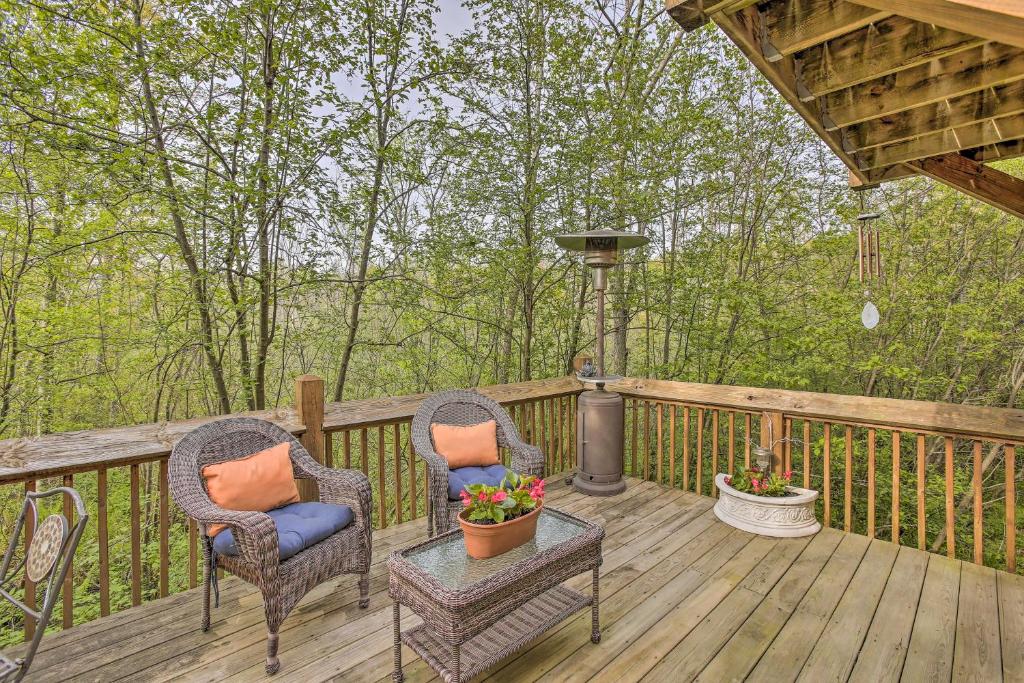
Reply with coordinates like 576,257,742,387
609,378,1024,443
321,376,582,431
0,376,584,484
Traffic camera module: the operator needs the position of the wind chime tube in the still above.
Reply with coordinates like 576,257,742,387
858,225,864,283
874,229,882,279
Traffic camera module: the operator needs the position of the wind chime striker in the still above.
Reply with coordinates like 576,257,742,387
856,198,882,330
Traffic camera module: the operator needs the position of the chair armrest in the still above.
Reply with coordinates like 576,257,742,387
193,505,280,569
300,460,373,547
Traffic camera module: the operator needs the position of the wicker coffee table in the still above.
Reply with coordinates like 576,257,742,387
387,507,604,683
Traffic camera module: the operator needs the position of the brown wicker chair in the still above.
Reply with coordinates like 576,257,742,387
169,417,372,674
412,390,544,537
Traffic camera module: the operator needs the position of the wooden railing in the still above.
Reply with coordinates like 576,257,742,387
0,376,579,642
609,378,1024,574
2,373,1021,641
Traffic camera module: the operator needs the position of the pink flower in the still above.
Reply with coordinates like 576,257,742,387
460,490,472,507
783,470,793,480
724,476,732,486
492,490,508,503
477,491,487,501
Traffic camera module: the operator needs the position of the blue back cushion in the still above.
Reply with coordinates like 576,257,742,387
213,502,354,561
447,464,508,500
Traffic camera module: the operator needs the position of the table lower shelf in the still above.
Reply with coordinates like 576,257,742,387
401,584,593,682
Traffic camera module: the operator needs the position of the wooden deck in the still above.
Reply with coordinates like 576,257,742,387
17,477,1024,682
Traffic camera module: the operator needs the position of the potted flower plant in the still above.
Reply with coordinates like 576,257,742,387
714,455,820,538
458,472,546,559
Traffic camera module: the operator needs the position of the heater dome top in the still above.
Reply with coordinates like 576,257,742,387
554,229,649,253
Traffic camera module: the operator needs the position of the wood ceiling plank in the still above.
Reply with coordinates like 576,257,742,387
907,152,1024,218
966,137,1024,162
797,17,984,99
843,80,1024,151
847,0,1024,50
821,42,1024,129
762,0,890,60
710,6,871,184
857,112,1024,168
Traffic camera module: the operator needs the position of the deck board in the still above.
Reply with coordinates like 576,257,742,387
15,477,1024,682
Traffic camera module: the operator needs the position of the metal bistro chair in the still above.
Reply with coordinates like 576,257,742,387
0,487,87,682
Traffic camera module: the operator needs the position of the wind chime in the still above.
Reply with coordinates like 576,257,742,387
856,196,881,330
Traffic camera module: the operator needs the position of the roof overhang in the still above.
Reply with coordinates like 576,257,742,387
667,0,1024,218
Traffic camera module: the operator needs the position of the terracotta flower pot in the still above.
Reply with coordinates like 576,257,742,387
459,504,542,559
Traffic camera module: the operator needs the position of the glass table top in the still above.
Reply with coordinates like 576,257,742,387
402,509,592,590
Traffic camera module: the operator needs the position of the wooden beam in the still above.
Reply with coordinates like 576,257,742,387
797,17,984,99
821,42,1024,129
666,0,761,31
857,112,1024,168
843,80,1024,151
711,6,870,183
968,136,1024,162
847,0,1024,50
762,0,890,61
906,152,1024,218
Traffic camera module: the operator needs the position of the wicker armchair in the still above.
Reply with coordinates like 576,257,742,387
412,390,544,536
169,417,372,674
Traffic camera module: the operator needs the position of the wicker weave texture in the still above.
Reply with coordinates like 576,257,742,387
411,390,544,536
168,417,372,674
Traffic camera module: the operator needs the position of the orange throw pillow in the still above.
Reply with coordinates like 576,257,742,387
202,442,300,536
431,420,500,469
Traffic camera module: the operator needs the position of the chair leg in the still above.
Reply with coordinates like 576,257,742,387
359,572,370,608
201,540,212,632
266,630,280,674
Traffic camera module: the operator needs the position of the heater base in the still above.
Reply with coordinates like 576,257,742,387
572,474,626,497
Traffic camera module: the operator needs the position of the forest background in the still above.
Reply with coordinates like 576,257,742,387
0,0,1022,638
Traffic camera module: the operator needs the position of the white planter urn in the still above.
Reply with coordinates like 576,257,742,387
713,473,821,538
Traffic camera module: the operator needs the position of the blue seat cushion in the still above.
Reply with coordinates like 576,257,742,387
448,464,508,500
212,502,354,561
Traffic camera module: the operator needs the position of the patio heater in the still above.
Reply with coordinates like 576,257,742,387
555,228,649,496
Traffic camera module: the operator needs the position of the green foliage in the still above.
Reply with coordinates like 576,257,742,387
461,472,544,525
726,467,793,497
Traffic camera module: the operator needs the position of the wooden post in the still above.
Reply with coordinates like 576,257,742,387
761,410,785,475
295,375,325,502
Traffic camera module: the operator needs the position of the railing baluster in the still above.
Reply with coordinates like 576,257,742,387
656,403,664,484
803,421,811,488
394,423,403,525
823,423,831,527
669,405,677,488
867,428,876,538
844,426,853,533
1007,445,1016,573
744,413,751,469
360,428,368,477
409,424,418,520
130,464,142,606
643,401,651,481
945,436,955,559
63,474,74,629
696,408,704,496
324,431,333,469
712,411,719,495
24,479,35,641
557,396,565,473
917,434,926,550
378,425,387,529
973,441,983,564
892,431,901,544
98,468,111,615
729,412,736,476
343,429,352,469
626,397,634,479
549,398,556,473
683,407,690,491
784,417,792,472
188,519,198,589
159,460,169,597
